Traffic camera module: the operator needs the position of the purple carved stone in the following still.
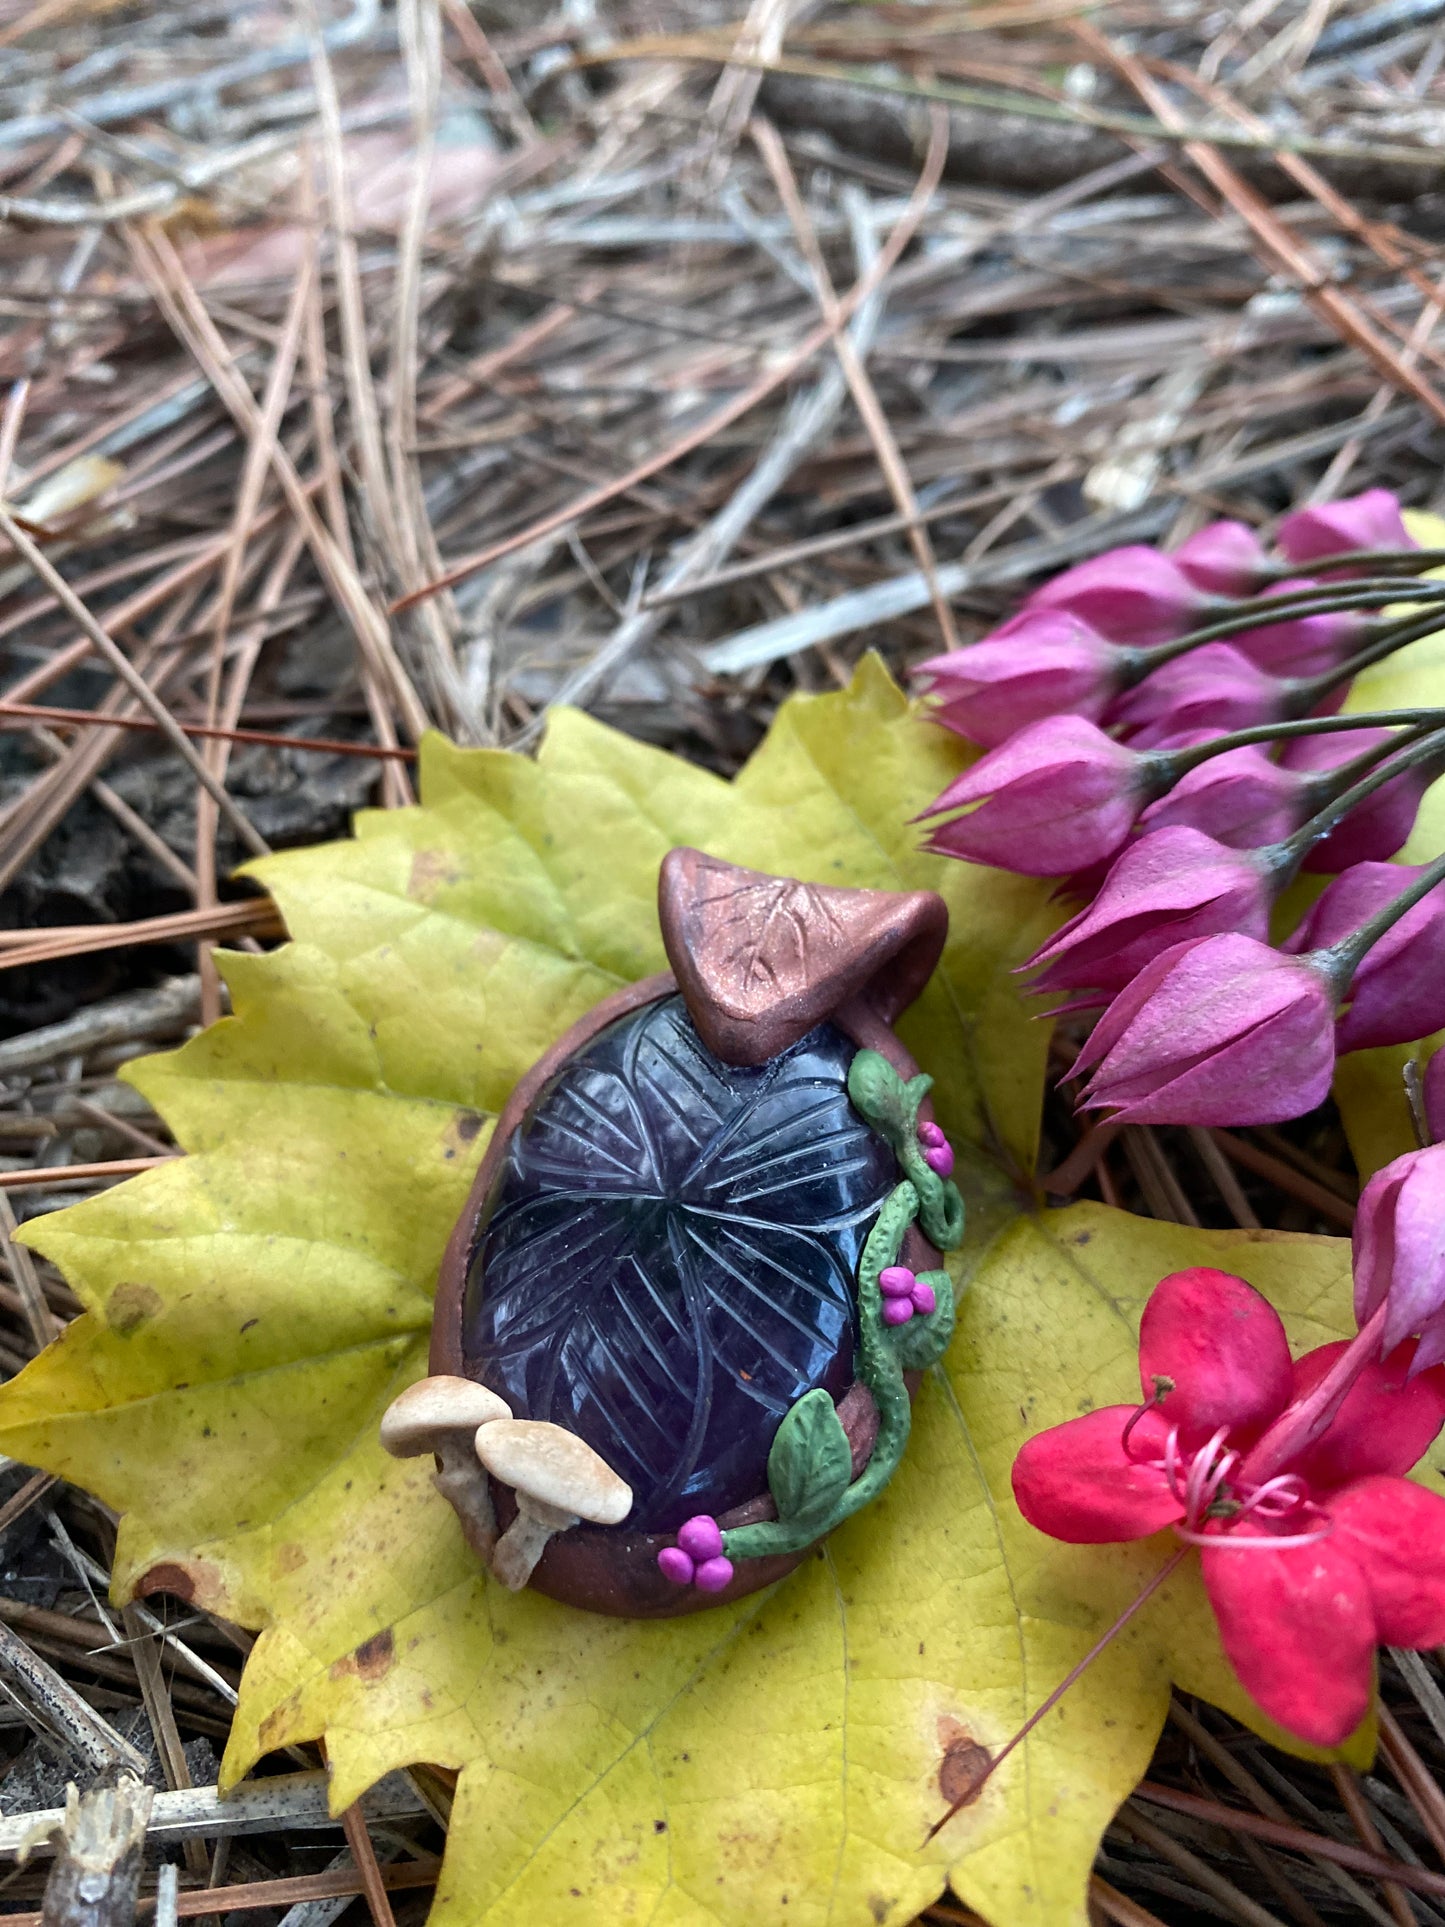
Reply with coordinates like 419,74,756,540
462,994,895,1532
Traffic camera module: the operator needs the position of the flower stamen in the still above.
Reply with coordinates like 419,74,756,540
1131,1420,1335,1551
1120,1375,1174,1456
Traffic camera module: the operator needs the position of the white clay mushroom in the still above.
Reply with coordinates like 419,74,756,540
380,1376,511,1562
475,1419,633,1590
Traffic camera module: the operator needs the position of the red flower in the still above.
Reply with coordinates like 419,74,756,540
1012,1268,1445,1745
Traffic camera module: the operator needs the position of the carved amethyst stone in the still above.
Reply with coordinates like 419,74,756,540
462,993,896,1531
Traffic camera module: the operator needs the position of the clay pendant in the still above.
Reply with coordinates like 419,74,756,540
382,849,963,1617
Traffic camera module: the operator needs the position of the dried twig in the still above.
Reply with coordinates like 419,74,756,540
37,1778,153,1927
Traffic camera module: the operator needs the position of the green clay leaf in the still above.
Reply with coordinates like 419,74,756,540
0,659,1387,1926
766,1388,854,1532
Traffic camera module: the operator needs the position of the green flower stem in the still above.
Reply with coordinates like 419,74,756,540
1158,706,1445,779
1254,547,1445,581
721,1183,924,1563
1294,604,1445,706
1122,581,1445,679
1313,846,1445,997
1259,723,1445,885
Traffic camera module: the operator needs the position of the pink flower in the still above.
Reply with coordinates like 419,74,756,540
1228,579,1365,678
1108,644,1293,749
1139,744,1312,849
1012,1267,1445,1745
1025,827,1273,997
1173,521,1269,597
919,716,1152,876
1354,1145,1445,1367
1285,862,1445,1052
1072,933,1338,1125
917,610,1128,748
1023,545,1211,644
1278,488,1415,569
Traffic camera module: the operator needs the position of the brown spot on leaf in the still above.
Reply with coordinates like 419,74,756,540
937,1717,992,1810
274,1543,307,1575
330,1628,395,1682
134,1558,228,1613
258,1692,304,1750
408,850,462,902
107,1281,163,1335
441,1109,488,1164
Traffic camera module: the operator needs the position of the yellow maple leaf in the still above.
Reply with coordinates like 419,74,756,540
0,659,1364,1925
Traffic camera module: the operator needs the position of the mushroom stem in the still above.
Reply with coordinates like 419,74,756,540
377,1376,511,1569
489,1495,578,1590
433,1443,498,1562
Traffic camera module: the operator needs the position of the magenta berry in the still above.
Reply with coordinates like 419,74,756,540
677,1514,724,1561
879,1265,916,1299
883,1297,914,1327
910,1279,937,1317
918,1121,946,1150
694,1555,734,1593
924,1140,955,1178
657,1545,695,1586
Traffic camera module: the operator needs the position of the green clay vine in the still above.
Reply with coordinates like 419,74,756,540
718,1053,966,1567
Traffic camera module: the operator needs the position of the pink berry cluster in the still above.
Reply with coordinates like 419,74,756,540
915,490,1445,1127
879,1265,937,1327
657,1513,734,1592
918,1118,954,1176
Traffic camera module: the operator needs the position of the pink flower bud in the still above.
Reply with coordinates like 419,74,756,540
1278,488,1414,569
1172,521,1269,596
923,1140,955,1177
1354,1144,1445,1361
1281,729,1445,874
1139,743,1313,849
919,715,1152,876
693,1555,735,1593
658,1546,695,1586
917,1121,946,1150
879,1265,916,1299
1027,827,1275,996
910,1279,938,1316
1108,643,1293,749
1285,862,1445,1052
918,610,1129,748
677,1514,724,1561
1279,727,1394,775
883,1298,915,1327
1022,544,1212,644
1228,579,1366,678
1427,1051,1445,1146
1073,933,1338,1125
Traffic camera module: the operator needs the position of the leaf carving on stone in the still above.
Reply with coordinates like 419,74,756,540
659,846,951,1065
463,994,896,1531
691,865,847,998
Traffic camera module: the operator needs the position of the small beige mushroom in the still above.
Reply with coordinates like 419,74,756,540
380,1376,511,1562
476,1419,633,1590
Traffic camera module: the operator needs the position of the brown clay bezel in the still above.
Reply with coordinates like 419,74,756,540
431,980,941,1618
